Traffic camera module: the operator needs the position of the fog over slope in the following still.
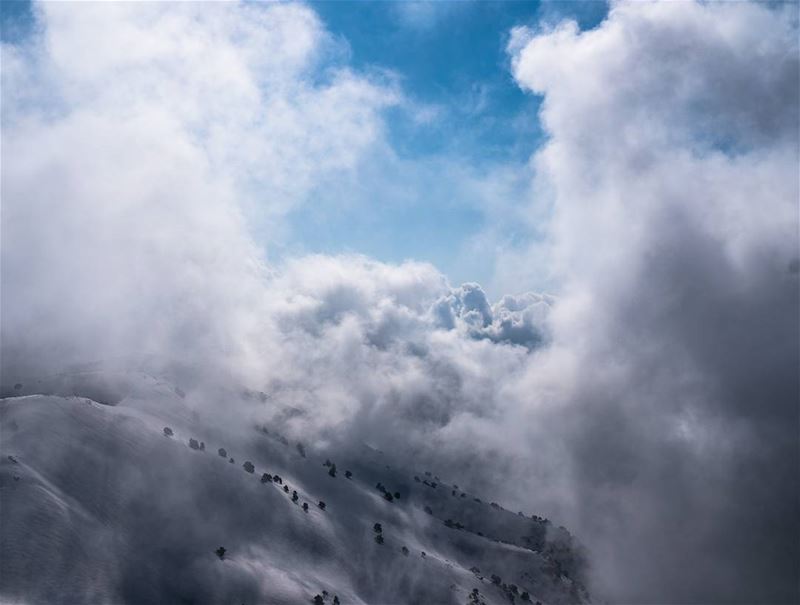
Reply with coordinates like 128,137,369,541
2,2,798,604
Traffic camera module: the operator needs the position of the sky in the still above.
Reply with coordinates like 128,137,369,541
289,1,609,292
1,1,798,604
0,0,609,295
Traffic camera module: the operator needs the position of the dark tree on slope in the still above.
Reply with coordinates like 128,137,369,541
328,463,337,477
218,448,227,457
345,470,352,479
163,427,173,437
375,534,384,545
373,523,382,533
215,546,226,560
243,461,255,473
292,490,299,503
313,595,324,605
261,473,272,483
318,501,326,510
189,438,200,450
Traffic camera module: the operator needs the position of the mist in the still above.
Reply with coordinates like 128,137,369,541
2,1,798,603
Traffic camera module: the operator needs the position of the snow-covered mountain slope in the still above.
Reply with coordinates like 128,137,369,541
0,373,589,605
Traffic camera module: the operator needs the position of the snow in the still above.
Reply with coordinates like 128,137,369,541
0,373,588,604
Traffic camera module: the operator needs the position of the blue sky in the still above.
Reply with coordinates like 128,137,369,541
0,0,35,43
2,0,609,294
312,1,607,162
295,3,608,289
287,2,609,292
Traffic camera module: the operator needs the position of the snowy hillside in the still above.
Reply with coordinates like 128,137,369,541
0,370,589,605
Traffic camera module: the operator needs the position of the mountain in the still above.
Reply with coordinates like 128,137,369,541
0,368,589,605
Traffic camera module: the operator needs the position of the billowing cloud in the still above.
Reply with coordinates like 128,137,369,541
257,255,544,464
1,1,798,604
0,0,550,541
507,2,799,602
433,284,551,349
1,1,396,382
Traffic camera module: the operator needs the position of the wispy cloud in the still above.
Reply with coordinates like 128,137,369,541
392,1,471,31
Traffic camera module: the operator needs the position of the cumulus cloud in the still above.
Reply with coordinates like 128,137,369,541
433,284,551,348
1,1,396,381
0,0,549,520
2,1,798,604
257,256,543,457
507,2,799,602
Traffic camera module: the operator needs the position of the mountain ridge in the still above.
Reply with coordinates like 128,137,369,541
1,370,589,605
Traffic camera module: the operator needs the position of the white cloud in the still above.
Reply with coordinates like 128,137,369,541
508,1,799,601
2,2,798,603
1,2,397,380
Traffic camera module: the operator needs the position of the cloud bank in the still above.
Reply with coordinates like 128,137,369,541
1,1,395,381
507,2,799,601
2,1,798,603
